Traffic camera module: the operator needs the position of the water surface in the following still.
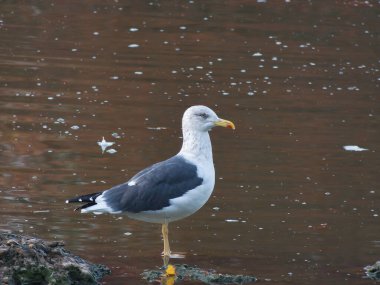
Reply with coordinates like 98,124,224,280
0,1,379,284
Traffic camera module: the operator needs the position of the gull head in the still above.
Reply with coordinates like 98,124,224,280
182,105,235,132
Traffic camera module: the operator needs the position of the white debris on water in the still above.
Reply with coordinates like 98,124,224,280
225,219,239,223
106,148,117,154
97,137,115,153
147,127,167,130
343,145,368,152
55,118,65,124
33,210,50,214
70,125,80,130
128,43,140,48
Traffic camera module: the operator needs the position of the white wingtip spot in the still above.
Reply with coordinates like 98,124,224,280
65,200,69,204
78,198,82,202
128,180,136,186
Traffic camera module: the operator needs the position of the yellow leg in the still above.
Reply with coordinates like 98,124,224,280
162,223,171,258
161,223,176,276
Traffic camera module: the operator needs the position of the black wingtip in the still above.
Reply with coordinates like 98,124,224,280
66,192,102,205
67,192,102,211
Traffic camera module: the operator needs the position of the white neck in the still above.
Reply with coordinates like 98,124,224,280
179,128,213,162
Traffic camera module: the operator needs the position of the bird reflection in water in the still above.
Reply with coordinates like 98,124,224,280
161,275,176,285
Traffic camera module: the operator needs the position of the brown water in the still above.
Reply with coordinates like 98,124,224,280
1,1,379,284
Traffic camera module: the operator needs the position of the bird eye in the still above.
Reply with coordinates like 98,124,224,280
196,113,209,119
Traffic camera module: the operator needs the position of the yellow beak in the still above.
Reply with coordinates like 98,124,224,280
214,118,235,130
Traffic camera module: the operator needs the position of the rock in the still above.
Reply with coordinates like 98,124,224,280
142,264,257,284
0,232,110,285
364,261,380,281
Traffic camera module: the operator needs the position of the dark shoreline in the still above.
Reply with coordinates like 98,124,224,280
0,232,110,285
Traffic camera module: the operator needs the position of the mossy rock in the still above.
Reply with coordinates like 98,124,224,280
364,261,380,281
0,232,110,285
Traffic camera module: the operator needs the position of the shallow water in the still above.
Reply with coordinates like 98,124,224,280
0,1,379,284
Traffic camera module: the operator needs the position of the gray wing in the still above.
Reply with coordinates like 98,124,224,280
101,155,203,213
